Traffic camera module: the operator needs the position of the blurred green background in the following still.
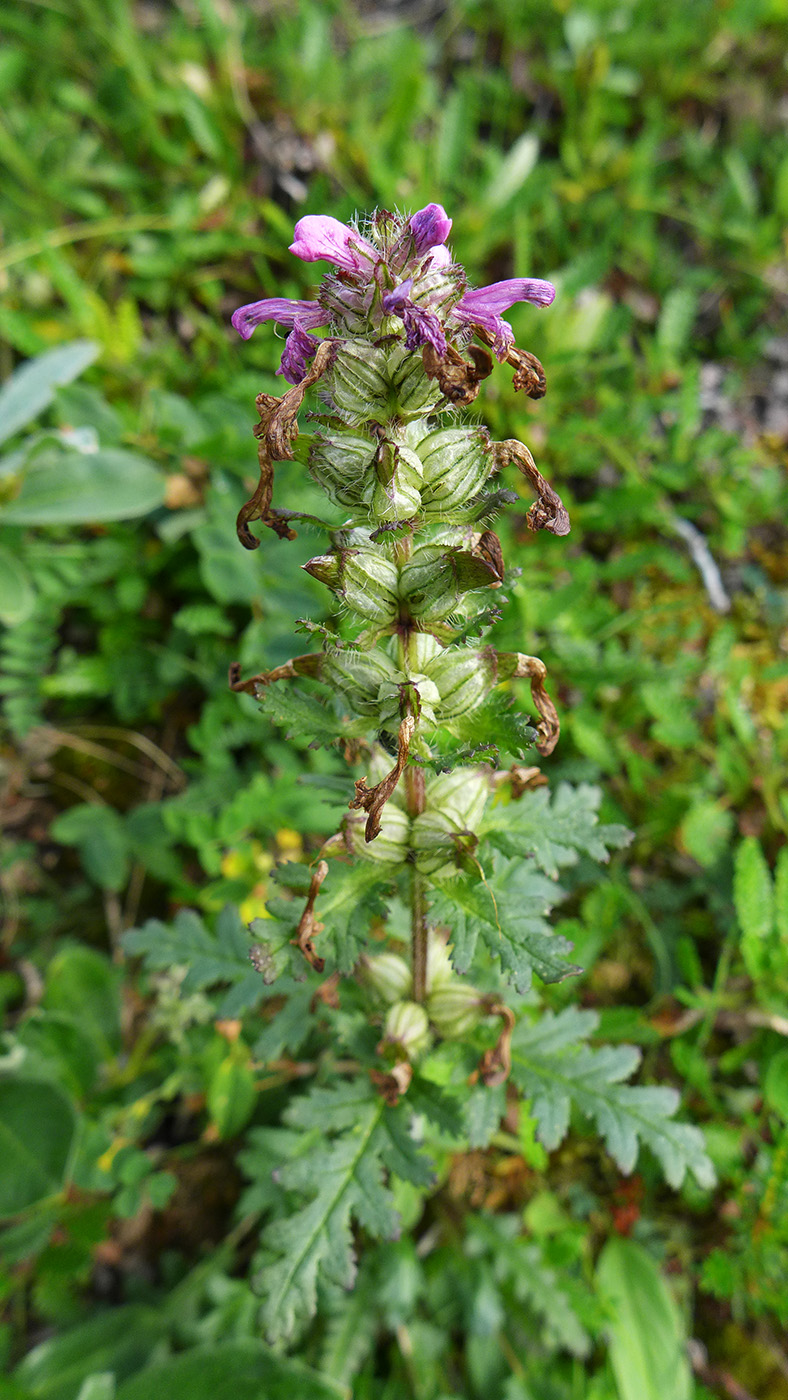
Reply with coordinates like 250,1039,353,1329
1,0,788,1396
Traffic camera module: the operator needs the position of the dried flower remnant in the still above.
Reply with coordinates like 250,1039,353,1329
231,204,569,1089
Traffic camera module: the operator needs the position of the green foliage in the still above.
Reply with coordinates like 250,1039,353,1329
596,1238,692,1400
123,906,265,1018
2,0,787,1395
0,1079,78,1218
511,1008,714,1187
245,1081,425,1342
430,861,582,990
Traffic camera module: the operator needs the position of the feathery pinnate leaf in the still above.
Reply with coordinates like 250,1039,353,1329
510,1008,715,1188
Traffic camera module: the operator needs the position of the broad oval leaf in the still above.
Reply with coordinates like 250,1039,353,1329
0,448,167,525
0,1078,78,1217
115,1340,350,1400
596,1238,692,1400
0,543,36,624
0,341,99,446
14,1305,166,1400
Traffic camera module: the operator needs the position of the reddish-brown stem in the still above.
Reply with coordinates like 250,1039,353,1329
405,763,428,1001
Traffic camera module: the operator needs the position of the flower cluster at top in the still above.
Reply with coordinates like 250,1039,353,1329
231,204,555,384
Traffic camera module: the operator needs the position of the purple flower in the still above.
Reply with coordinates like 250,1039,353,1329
409,203,452,255
278,322,322,384
452,277,556,356
231,297,329,342
382,279,447,355
289,215,378,273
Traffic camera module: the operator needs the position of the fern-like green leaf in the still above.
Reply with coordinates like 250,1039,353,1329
254,684,348,747
429,857,581,991
123,905,264,1015
259,859,392,980
252,1082,410,1342
510,1007,715,1188
482,781,631,877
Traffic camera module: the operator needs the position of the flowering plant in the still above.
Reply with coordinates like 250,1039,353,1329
226,206,713,1340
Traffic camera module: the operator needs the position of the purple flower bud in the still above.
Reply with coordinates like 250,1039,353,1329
382,279,447,355
409,202,452,254
278,321,321,384
424,244,452,270
231,297,329,341
289,215,378,273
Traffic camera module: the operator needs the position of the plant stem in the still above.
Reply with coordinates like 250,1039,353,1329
405,761,428,1001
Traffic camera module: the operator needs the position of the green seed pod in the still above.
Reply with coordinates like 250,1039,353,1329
347,804,410,865
399,545,499,624
417,426,494,516
427,981,485,1039
329,340,392,422
410,809,478,877
383,999,431,1059
359,952,412,1004
424,645,498,720
304,549,399,624
322,648,399,716
371,440,423,522
387,346,443,420
424,767,490,830
398,546,457,621
308,428,378,509
425,929,454,993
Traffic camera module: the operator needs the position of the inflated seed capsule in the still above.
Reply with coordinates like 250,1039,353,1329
383,1000,431,1060
423,767,490,830
307,428,378,509
427,981,485,1039
328,340,392,422
322,649,399,716
425,930,454,992
417,426,494,515
347,804,410,865
304,549,399,624
424,646,498,720
371,440,423,522
386,345,444,419
359,952,412,1004
411,809,478,878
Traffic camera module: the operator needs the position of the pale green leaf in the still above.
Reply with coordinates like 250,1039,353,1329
596,1238,692,1400
0,1078,78,1217
0,544,35,624
0,341,99,445
0,448,166,524
734,837,774,941
511,1008,715,1188
115,1341,350,1400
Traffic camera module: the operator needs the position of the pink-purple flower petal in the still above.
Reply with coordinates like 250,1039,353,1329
231,297,329,341
382,280,447,355
451,277,556,358
455,277,556,318
278,322,321,384
424,244,452,270
289,215,378,273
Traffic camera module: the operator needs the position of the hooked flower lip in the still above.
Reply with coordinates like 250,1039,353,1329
230,207,555,374
289,215,378,273
231,297,329,341
452,276,556,355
